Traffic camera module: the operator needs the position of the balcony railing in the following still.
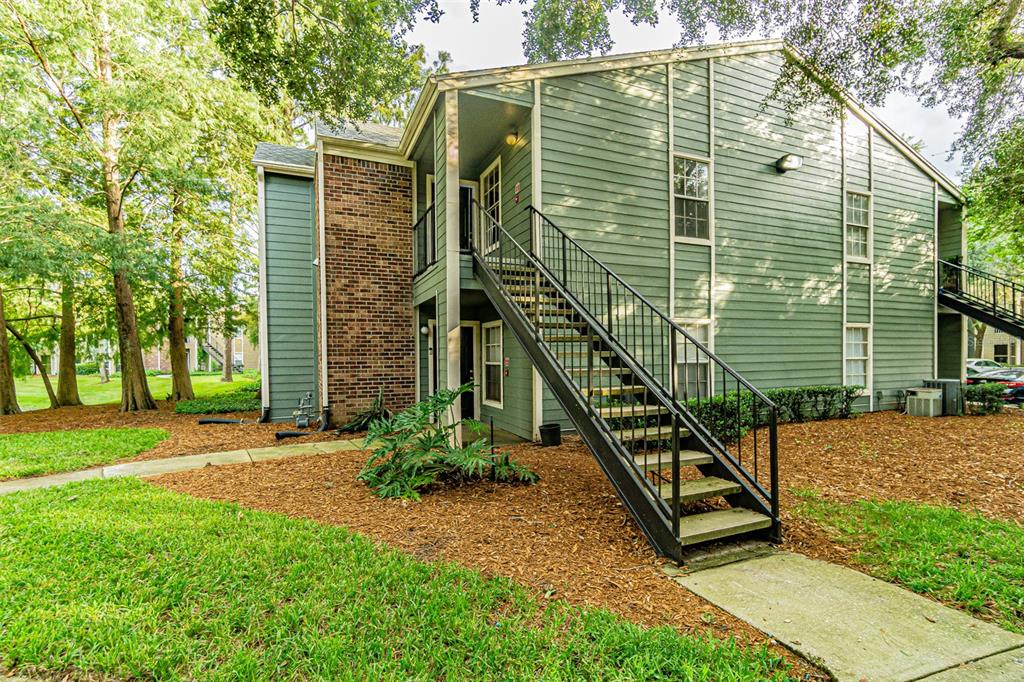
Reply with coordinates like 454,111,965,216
413,204,436,277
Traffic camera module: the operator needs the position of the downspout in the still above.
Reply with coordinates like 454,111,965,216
316,138,331,430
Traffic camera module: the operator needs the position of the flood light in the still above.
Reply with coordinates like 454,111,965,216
775,154,803,173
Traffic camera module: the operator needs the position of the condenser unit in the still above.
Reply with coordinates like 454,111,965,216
907,388,942,417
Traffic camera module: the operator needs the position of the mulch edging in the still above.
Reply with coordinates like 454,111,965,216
151,438,824,679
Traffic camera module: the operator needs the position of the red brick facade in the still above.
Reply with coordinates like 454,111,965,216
321,153,415,424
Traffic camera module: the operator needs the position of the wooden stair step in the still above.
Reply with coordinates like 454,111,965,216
560,350,615,359
505,285,559,295
547,334,600,343
586,384,646,396
659,476,741,504
611,424,688,441
598,403,667,418
538,320,587,329
632,450,713,471
678,509,773,546
566,366,630,375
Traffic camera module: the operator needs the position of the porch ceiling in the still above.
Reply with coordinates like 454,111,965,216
458,92,530,177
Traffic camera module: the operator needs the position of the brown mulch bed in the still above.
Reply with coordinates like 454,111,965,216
0,402,355,471
152,438,823,679
768,409,1024,565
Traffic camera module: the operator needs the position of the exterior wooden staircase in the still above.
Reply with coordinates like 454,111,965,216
471,205,780,561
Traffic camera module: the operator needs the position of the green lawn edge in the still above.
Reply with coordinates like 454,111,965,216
796,492,1024,634
0,478,796,681
0,427,168,479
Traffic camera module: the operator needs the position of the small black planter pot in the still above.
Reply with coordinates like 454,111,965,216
538,423,561,447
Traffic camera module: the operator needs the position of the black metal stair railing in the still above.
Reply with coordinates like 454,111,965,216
412,204,436,277
526,206,779,534
939,259,1024,324
470,201,780,555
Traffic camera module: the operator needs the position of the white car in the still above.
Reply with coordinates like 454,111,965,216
967,358,1004,375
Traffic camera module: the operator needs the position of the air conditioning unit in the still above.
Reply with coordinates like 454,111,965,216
924,379,963,416
907,388,943,417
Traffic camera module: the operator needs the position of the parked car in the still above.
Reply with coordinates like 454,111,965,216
1004,385,1024,405
967,358,1004,373
966,367,1024,386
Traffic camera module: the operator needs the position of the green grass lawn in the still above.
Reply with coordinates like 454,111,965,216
12,372,257,411
0,428,168,479
0,479,793,681
798,493,1024,634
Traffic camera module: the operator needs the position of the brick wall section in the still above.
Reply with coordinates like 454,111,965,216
322,153,415,424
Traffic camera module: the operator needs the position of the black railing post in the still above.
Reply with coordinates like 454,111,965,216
670,327,680,538
605,272,613,332
769,406,780,543
561,232,567,286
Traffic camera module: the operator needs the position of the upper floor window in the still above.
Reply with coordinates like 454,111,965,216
673,157,710,241
845,192,870,260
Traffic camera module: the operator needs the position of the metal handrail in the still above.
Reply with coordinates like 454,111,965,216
412,204,436,277
939,259,1024,320
528,207,778,407
472,201,780,541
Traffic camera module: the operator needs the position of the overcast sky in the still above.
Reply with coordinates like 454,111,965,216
409,1,964,180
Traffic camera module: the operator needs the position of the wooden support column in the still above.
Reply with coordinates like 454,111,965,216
444,89,462,444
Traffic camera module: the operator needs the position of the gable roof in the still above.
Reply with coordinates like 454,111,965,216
252,142,316,175
317,39,963,202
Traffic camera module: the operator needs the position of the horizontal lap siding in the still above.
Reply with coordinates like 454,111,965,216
540,66,670,309
472,81,534,106
847,262,870,323
673,60,709,157
844,115,871,192
264,173,318,420
872,138,935,406
713,52,843,388
433,101,449,391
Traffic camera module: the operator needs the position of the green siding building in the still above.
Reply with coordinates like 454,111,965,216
253,40,979,557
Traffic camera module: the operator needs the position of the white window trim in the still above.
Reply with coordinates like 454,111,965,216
425,174,435,208
479,156,502,255
843,322,872,397
845,191,873,264
482,320,504,409
672,153,712,246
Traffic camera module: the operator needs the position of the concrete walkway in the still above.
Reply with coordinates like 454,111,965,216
668,551,1024,681
0,438,368,495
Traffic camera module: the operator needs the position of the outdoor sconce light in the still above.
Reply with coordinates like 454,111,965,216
775,153,803,173
420,325,429,335
505,130,520,146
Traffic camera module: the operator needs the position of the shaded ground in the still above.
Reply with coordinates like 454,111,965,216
775,410,1024,565
11,373,258,411
0,402,351,472
153,439,823,679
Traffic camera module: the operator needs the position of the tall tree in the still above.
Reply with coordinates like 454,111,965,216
55,280,82,406
0,284,18,415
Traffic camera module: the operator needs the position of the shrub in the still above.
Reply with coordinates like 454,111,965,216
174,381,261,414
681,384,862,444
358,383,537,500
75,361,99,375
962,382,1006,415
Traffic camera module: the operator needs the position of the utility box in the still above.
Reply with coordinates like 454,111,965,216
924,379,963,416
907,388,943,417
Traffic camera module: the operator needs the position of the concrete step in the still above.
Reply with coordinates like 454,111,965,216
632,449,713,471
598,403,667,418
677,508,773,546
659,476,741,504
612,424,686,441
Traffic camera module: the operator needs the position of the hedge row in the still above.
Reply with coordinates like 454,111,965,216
684,384,862,444
174,381,261,414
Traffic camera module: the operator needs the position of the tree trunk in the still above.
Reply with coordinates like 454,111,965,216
222,331,233,382
974,322,987,357
55,280,82,406
6,323,57,409
97,5,155,412
0,285,20,415
168,207,194,401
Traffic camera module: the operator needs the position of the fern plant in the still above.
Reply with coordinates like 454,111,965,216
357,383,537,500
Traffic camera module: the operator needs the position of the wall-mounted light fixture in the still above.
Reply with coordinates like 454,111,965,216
775,154,803,173
505,130,520,146
420,325,430,335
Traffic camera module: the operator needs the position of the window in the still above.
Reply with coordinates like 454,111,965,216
845,326,869,388
994,343,1011,365
845,193,870,260
673,157,710,240
483,321,503,407
480,158,501,253
425,175,436,207
676,322,711,399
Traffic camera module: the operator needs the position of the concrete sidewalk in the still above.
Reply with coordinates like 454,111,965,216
669,551,1024,681
0,438,368,495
